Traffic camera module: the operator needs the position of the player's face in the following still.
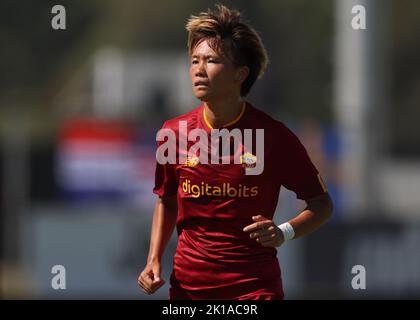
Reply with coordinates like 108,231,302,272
189,39,242,102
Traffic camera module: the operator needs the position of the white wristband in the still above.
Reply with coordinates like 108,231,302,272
278,222,295,242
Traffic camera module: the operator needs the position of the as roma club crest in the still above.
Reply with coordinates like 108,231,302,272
240,152,257,168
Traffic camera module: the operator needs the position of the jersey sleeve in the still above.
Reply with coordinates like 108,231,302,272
152,122,179,197
279,125,328,200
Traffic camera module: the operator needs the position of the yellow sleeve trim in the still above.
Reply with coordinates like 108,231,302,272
317,174,328,193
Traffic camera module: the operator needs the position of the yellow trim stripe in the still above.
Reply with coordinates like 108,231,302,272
317,174,328,192
203,107,213,129
203,102,246,129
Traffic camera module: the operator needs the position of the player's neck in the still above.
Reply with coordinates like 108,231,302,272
204,97,245,129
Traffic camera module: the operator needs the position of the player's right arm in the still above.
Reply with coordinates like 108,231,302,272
138,195,178,295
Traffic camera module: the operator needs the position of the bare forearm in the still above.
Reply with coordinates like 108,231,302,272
147,196,178,263
288,193,333,239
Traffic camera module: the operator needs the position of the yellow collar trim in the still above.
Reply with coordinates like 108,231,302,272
203,102,246,130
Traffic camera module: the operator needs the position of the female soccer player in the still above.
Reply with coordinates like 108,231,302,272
138,5,333,300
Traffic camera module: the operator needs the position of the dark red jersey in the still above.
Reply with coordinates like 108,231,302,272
153,102,327,294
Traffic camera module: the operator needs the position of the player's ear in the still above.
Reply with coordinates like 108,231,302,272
235,66,249,83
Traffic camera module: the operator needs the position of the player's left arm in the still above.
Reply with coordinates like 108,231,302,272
243,192,333,248
285,191,333,239
243,123,334,247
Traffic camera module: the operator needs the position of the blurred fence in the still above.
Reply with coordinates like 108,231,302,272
11,206,420,299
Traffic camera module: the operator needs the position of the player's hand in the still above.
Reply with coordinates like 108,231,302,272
243,215,285,248
138,260,166,295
